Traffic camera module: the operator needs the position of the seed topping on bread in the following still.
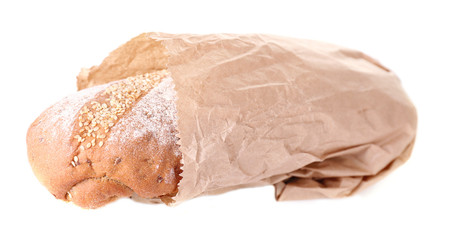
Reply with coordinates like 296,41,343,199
71,70,170,166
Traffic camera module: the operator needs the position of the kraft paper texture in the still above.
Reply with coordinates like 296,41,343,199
77,32,417,205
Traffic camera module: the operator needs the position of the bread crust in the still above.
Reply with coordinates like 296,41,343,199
27,72,182,208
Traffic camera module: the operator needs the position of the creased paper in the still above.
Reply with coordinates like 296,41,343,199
77,32,417,205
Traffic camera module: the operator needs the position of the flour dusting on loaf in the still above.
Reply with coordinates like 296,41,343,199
107,76,179,148
42,85,106,141
28,69,183,208
71,70,170,165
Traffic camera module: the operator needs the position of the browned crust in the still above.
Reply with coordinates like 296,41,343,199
27,72,182,209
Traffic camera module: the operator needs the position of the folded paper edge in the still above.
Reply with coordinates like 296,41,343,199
274,136,416,201
154,37,186,206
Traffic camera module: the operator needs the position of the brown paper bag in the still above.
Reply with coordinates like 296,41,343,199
77,32,417,204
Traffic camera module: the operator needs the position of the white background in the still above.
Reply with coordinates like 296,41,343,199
1,0,457,239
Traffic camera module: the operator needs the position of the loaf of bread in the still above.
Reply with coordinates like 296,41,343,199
27,70,182,208
27,32,417,208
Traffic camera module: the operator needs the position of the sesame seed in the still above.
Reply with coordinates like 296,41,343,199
72,70,169,154
67,192,72,200
71,156,79,167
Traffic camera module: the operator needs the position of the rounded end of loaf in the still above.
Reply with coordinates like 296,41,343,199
26,72,182,209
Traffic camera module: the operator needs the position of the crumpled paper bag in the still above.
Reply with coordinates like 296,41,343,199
77,32,417,204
